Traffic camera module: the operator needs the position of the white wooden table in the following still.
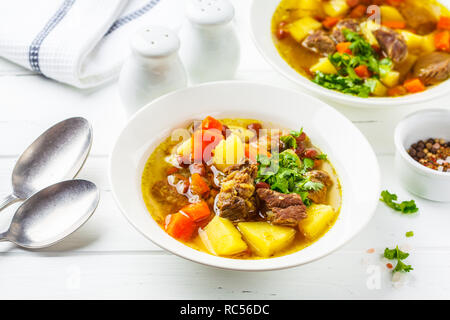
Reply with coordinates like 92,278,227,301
0,0,449,300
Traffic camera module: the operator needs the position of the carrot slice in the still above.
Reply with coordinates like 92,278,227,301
192,129,224,163
245,143,271,163
336,42,352,54
385,0,404,6
354,65,371,78
382,21,406,29
435,31,450,51
165,212,196,241
404,78,426,93
323,17,340,29
346,0,360,7
350,5,367,19
190,173,210,196
201,116,223,132
438,16,450,30
388,85,408,97
180,201,211,222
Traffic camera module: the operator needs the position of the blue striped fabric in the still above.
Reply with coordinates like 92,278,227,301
28,0,76,73
105,0,161,36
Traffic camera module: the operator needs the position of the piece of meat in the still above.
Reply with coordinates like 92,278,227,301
216,161,258,221
399,0,439,35
151,180,189,212
331,19,360,43
306,170,333,204
374,28,408,63
256,189,306,227
302,30,336,56
413,52,450,85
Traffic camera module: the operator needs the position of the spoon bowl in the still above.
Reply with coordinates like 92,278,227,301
2,180,100,249
0,117,93,211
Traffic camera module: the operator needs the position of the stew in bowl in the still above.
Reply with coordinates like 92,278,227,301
141,116,342,259
271,0,450,98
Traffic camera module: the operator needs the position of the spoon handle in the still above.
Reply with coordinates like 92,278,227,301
0,194,19,212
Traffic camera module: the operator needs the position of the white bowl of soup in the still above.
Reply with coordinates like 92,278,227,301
109,81,380,271
250,0,450,107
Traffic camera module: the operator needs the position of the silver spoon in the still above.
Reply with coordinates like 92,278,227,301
0,117,93,211
0,180,99,249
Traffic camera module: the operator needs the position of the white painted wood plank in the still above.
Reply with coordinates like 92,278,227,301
0,249,449,300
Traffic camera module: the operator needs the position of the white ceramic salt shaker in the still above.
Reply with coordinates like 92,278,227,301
180,0,240,84
119,26,187,117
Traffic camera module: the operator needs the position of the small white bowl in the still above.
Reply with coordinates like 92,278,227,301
250,0,450,108
109,81,380,271
394,109,450,202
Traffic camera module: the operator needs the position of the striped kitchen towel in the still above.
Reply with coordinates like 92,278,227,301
0,0,182,88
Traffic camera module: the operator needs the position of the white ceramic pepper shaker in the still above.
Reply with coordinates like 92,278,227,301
119,26,187,117
179,0,240,84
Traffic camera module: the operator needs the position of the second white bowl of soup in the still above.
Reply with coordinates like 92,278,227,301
110,81,380,271
250,0,450,107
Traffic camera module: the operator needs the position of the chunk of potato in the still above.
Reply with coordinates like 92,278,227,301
360,20,381,46
380,5,405,23
289,0,326,20
288,17,322,43
395,53,418,81
238,222,296,257
400,31,436,54
310,57,338,75
322,0,349,18
381,70,400,88
213,134,245,171
369,79,388,97
176,137,192,158
299,204,335,239
201,216,248,256
227,125,255,143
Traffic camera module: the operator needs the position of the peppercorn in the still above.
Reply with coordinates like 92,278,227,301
408,138,450,172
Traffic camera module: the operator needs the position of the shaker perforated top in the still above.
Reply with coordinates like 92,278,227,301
130,26,180,59
186,0,234,26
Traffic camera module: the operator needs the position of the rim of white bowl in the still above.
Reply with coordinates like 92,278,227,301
249,0,450,107
109,81,381,271
394,108,450,178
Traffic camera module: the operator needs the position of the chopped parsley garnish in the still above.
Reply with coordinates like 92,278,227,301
380,190,419,214
256,151,322,206
312,29,393,98
290,128,303,137
384,246,413,273
280,135,297,149
406,231,414,238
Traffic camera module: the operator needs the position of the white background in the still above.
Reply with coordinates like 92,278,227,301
0,0,449,299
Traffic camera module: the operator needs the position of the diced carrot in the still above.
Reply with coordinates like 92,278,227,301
322,16,340,29
166,167,179,175
201,116,223,132
438,16,450,30
180,201,211,222
336,42,352,54
404,78,426,93
245,143,271,163
382,21,406,29
354,65,371,78
435,31,450,51
165,212,196,241
385,0,404,6
190,173,210,196
388,85,408,97
350,5,367,19
346,0,360,8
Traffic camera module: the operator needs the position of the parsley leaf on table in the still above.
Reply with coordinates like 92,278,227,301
380,190,419,214
406,231,414,238
384,246,413,273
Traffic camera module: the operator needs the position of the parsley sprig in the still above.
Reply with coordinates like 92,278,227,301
380,190,419,214
256,151,322,206
384,246,414,273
